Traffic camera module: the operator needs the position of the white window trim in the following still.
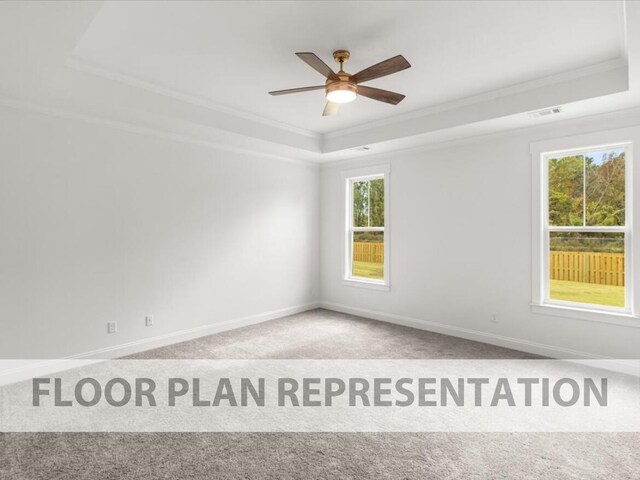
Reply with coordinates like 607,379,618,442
342,164,390,291
531,127,640,328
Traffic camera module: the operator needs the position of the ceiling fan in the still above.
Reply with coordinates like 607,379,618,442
269,50,411,116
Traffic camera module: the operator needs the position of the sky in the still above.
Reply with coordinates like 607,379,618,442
584,147,625,165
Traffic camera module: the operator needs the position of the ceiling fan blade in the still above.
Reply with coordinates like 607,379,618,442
357,85,405,105
351,55,411,84
296,52,340,81
322,101,340,116
269,85,325,96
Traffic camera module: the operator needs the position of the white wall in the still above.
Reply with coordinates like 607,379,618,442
320,109,640,360
0,106,319,358
2,100,639,362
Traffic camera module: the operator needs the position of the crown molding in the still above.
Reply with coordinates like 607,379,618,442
0,95,320,167
67,55,629,155
323,58,629,141
319,104,640,169
4,55,634,168
66,55,320,140
322,59,630,153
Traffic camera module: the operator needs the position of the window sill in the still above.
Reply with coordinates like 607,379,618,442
342,278,390,292
531,303,640,328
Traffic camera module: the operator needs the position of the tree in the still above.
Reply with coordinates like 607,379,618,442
548,150,625,253
353,181,369,227
585,151,625,226
352,178,384,232
548,155,584,226
369,178,384,227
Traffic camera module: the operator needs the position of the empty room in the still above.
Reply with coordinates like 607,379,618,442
1,1,639,479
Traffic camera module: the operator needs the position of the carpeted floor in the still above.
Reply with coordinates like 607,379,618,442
1,308,639,479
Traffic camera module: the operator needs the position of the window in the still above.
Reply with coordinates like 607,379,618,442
545,146,628,310
344,165,390,289
532,128,640,326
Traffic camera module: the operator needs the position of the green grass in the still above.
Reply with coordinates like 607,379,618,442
352,263,624,307
550,279,624,307
353,261,383,280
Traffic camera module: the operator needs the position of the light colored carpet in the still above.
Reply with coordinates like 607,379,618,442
1,309,638,479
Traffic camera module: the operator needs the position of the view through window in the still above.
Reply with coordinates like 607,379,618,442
546,146,627,308
350,176,385,281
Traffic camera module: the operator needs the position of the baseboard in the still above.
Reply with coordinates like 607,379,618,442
319,301,639,376
0,302,320,385
3,301,635,385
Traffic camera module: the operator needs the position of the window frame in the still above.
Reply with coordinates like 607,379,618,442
531,128,640,327
342,164,390,291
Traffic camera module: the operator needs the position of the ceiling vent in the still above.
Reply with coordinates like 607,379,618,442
528,106,562,118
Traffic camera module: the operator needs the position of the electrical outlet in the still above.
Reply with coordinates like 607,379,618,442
107,321,117,334
491,313,499,324
145,315,154,327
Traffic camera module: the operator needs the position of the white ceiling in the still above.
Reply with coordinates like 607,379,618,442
71,1,625,134
1,1,638,162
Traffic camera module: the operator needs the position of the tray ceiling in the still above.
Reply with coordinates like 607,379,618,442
70,1,625,134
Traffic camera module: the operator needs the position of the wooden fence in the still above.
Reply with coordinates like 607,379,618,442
550,251,625,286
353,242,384,264
354,245,624,287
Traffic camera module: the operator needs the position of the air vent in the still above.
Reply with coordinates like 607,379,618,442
528,106,562,118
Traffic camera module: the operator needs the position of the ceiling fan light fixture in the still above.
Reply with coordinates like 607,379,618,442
326,82,357,103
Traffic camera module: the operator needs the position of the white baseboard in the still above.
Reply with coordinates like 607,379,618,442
3,301,636,385
71,302,320,360
0,302,319,385
319,301,639,376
